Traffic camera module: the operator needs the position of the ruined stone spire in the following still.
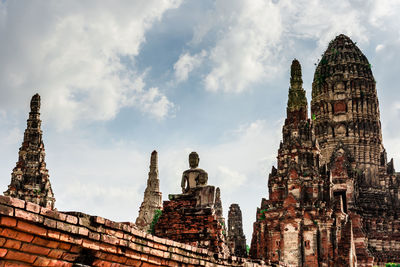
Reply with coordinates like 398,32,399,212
214,187,227,237
227,204,247,257
287,59,308,124
136,150,162,232
4,94,55,209
311,34,383,183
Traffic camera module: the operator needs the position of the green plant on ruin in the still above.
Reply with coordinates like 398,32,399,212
33,188,41,195
258,208,268,221
148,209,162,235
386,263,400,267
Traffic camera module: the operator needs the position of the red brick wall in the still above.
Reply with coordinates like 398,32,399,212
0,196,269,267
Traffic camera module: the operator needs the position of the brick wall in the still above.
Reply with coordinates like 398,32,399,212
0,195,270,266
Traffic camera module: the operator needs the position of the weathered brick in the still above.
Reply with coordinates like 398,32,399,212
99,242,117,253
0,195,25,209
89,232,100,240
17,221,47,236
40,207,66,221
101,234,119,245
44,218,57,228
93,216,105,225
0,228,19,239
58,242,71,250
0,204,13,216
0,248,7,257
4,239,21,250
26,202,41,214
47,229,60,240
78,226,89,236
82,239,100,250
47,249,65,259
65,215,78,225
0,217,17,227
32,236,59,248
15,209,44,223
5,250,37,263
33,257,52,266
21,243,51,256
62,252,79,261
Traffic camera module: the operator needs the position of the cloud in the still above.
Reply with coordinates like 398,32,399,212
174,50,207,83
0,0,182,130
180,0,375,93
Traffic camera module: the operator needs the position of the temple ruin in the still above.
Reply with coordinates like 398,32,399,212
135,150,162,232
4,94,55,209
1,34,400,266
250,34,400,266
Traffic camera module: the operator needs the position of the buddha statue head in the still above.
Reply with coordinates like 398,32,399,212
189,152,200,169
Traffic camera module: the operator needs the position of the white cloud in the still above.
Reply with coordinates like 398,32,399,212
0,1,182,130
174,50,207,83
376,44,385,52
184,0,373,93
139,87,175,119
203,0,283,93
369,0,400,28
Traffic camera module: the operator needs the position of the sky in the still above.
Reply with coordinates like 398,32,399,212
0,0,400,244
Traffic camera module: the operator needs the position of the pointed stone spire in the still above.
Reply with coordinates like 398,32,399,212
136,150,162,232
227,204,247,257
214,187,227,237
4,94,55,209
287,59,308,123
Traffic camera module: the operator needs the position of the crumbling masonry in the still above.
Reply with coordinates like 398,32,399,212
4,94,55,209
1,34,400,267
135,150,162,232
250,34,400,266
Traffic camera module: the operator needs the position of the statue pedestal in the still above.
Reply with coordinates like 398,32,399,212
168,185,215,208
155,185,229,255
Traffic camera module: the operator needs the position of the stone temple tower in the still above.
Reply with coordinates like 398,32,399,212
136,150,162,232
311,34,383,184
227,204,247,258
4,94,55,209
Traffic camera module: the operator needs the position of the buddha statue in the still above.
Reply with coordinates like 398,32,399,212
181,152,208,193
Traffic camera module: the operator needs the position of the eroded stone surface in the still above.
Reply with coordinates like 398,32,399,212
135,150,162,232
4,94,55,209
227,204,247,258
250,35,400,266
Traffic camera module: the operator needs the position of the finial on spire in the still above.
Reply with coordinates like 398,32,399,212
151,150,158,169
287,59,307,113
290,59,303,89
30,93,41,113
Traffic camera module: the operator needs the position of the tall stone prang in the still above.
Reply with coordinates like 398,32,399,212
250,59,365,266
214,187,227,237
4,94,55,209
154,152,229,255
135,150,162,232
227,204,247,258
311,34,383,184
250,35,400,266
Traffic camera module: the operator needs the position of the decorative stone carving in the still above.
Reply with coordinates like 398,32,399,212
4,94,55,209
135,150,162,232
251,35,400,266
